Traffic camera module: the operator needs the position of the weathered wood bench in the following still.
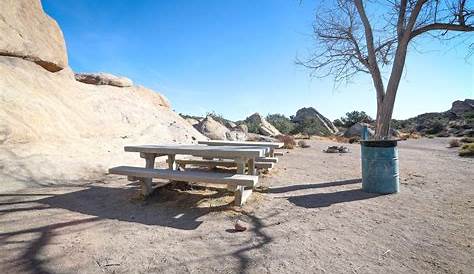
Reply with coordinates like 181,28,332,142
173,159,274,170
109,166,258,206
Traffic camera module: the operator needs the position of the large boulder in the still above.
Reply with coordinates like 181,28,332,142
449,99,474,117
343,123,375,138
195,116,230,140
0,0,68,72
292,107,338,134
245,113,281,137
195,116,247,141
74,73,133,87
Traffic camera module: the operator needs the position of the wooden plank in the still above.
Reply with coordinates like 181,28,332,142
274,151,284,156
125,145,266,158
199,140,284,148
109,166,258,187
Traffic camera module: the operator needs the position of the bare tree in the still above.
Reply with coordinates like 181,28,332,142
299,0,473,138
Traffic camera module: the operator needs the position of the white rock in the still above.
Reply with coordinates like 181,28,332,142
0,0,68,72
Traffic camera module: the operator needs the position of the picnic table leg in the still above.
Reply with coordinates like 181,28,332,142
248,158,256,175
269,148,275,157
140,152,156,196
233,158,252,206
168,154,176,170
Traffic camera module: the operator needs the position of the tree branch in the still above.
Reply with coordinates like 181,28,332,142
410,22,474,39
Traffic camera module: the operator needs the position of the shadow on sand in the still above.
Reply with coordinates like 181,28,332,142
268,179,381,208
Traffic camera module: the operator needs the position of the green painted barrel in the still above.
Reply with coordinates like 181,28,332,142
360,140,399,194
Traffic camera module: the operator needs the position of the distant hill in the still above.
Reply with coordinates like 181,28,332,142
392,99,473,137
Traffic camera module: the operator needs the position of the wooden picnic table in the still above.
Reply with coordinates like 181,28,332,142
198,140,284,157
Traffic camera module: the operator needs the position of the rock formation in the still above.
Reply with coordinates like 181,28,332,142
244,113,281,137
0,0,68,72
75,73,133,87
292,107,338,134
195,116,247,141
449,99,474,117
0,1,204,186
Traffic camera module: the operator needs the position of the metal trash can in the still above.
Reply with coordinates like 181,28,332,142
360,140,399,194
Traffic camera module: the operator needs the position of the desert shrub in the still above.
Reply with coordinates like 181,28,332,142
463,111,474,124
277,135,296,149
266,114,295,134
333,119,344,128
460,137,474,143
244,121,260,134
337,111,374,128
448,139,461,148
298,140,310,148
427,135,435,139
425,120,445,134
348,136,360,143
459,143,474,157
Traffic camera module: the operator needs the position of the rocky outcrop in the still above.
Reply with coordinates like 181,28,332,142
195,116,247,141
449,99,474,117
245,113,281,137
75,73,133,87
292,107,338,134
0,1,205,185
195,116,230,140
0,0,68,72
0,56,204,184
343,123,375,138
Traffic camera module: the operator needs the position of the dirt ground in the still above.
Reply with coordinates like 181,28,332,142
1,138,473,274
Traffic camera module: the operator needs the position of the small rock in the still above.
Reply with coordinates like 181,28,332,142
234,220,248,232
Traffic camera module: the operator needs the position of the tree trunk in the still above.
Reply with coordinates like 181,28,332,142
374,37,410,139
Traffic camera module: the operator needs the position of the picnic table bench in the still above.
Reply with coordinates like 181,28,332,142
109,144,267,206
198,140,284,157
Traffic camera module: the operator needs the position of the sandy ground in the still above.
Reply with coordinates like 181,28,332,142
0,138,473,274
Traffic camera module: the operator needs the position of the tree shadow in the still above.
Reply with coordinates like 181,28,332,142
31,185,234,230
286,189,380,208
268,179,361,194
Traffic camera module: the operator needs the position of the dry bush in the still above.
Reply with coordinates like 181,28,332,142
448,139,461,148
459,143,474,157
298,140,310,148
277,135,296,149
460,137,474,143
348,136,360,144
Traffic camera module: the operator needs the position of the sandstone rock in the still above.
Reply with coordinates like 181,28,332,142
343,123,375,138
75,73,133,87
292,107,338,134
195,116,230,140
0,0,68,72
450,99,474,117
225,121,237,129
185,118,200,126
0,56,204,184
235,124,248,133
245,113,281,137
246,133,277,142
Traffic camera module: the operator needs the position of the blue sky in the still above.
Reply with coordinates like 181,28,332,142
42,0,473,121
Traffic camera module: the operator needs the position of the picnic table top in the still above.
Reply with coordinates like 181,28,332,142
198,140,284,148
124,144,267,158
